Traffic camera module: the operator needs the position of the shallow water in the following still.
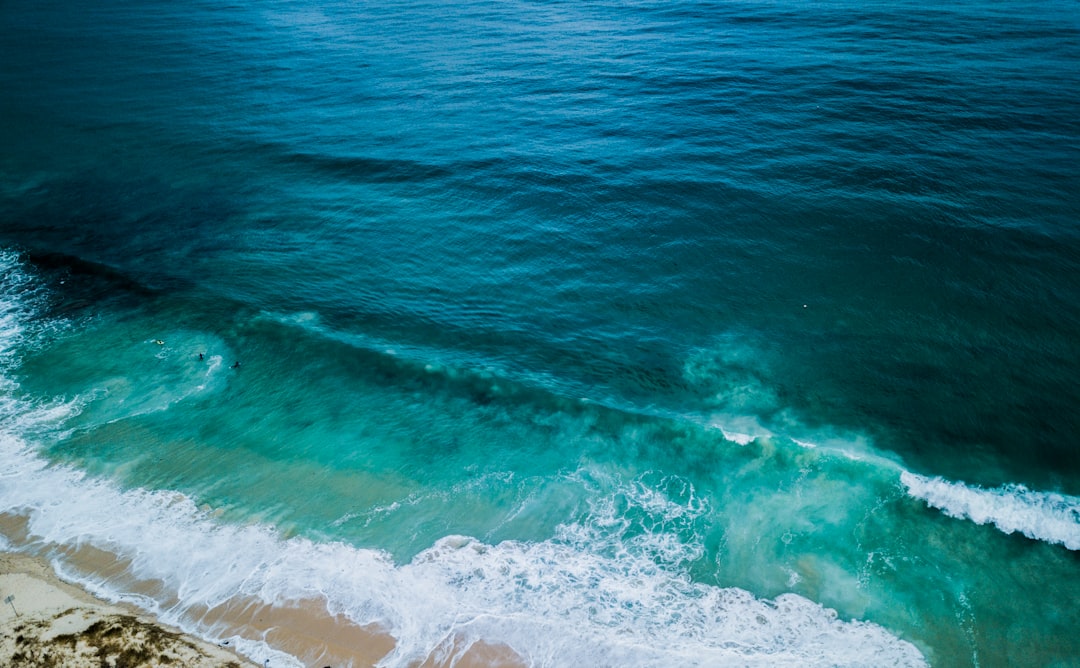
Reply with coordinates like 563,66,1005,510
1,1,1079,665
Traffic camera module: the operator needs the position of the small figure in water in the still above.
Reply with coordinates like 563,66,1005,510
198,352,204,361
232,361,241,369
154,339,165,345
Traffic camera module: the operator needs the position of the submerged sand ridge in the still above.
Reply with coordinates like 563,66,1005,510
0,552,258,668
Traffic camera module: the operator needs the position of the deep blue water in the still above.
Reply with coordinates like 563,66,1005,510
1,1,1079,666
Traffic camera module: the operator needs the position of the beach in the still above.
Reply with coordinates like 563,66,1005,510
0,551,258,668
0,547,529,668
1,0,1078,665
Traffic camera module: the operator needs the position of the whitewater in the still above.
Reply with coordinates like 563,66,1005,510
2,0,1079,665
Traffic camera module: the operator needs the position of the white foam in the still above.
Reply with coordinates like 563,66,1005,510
901,472,1080,550
0,418,931,667
0,420,929,668
0,252,927,667
708,414,773,445
0,250,53,367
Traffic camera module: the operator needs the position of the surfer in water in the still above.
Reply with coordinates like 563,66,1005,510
231,361,241,369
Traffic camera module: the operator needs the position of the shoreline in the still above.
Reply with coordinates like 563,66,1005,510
0,548,527,668
0,550,261,668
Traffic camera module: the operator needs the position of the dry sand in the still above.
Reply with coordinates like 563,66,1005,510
0,551,260,668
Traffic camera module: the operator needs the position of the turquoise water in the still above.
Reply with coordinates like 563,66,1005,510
1,0,1079,665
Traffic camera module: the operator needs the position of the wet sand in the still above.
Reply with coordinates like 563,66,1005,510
0,551,258,667
0,548,526,667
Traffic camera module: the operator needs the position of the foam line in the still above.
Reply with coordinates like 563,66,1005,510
0,426,930,667
2,471,929,667
0,413,931,668
0,250,928,666
901,472,1080,550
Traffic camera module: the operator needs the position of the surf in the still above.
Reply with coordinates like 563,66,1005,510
901,471,1080,551
0,249,932,666
3,247,1078,667
0,441,930,667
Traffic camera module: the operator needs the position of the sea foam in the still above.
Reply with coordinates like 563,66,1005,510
0,251,928,666
0,438,929,667
0,403,929,666
901,472,1080,550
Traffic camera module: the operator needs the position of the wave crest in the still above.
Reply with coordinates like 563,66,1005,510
901,472,1080,550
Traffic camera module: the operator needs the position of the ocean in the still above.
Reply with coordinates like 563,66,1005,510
1,0,1078,665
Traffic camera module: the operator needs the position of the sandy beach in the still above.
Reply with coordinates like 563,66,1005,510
0,551,259,668
0,549,526,668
